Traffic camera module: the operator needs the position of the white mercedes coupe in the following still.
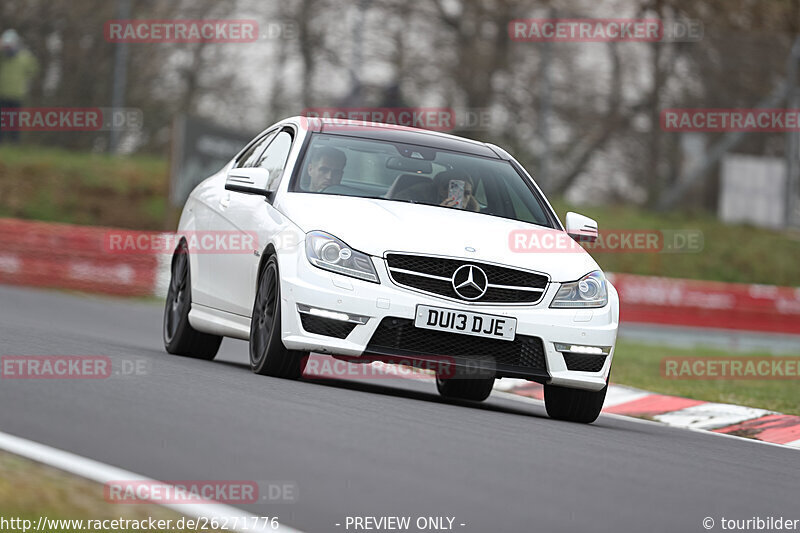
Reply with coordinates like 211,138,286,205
163,116,619,423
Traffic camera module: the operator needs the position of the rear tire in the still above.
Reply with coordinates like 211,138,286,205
544,383,607,424
249,256,307,378
163,243,222,360
436,376,495,402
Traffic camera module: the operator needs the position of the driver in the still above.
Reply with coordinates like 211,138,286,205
305,146,346,192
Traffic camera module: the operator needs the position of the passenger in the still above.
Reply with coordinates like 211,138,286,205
395,170,479,212
434,171,480,211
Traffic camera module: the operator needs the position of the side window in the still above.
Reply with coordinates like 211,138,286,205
257,130,293,188
236,131,277,168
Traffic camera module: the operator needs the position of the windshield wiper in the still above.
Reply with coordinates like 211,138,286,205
322,193,422,205
358,195,420,204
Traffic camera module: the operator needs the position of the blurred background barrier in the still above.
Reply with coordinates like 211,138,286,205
2,219,799,335
0,218,160,296
609,273,800,334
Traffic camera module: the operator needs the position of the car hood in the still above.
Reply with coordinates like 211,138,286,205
279,193,600,282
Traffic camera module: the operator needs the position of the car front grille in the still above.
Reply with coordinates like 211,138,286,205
365,317,547,375
385,253,549,304
300,314,358,339
562,352,607,372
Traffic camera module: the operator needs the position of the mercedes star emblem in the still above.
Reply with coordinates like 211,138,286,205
451,265,489,300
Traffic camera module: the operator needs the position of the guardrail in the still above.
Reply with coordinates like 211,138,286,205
0,219,159,297
609,273,800,334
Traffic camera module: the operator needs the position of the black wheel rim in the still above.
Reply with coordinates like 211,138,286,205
164,249,188,343
251,263,278,367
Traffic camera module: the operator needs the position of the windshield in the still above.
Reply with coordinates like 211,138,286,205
290,133,554,227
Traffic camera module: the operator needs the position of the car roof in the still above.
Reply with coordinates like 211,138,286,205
287,116,502,159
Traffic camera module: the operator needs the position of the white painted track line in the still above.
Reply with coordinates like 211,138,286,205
601,385,652,408
493,388,799,452
0,431,306,533
653,403,773,430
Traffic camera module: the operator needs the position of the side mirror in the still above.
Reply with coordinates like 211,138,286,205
565,212,599,243
225,167,270,196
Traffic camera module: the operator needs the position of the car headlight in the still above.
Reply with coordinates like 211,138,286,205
305,231,379,283
550,271,608,308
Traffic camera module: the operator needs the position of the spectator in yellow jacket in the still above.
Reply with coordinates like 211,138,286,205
0,29,39,143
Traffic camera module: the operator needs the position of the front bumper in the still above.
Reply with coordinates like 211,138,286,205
278,251,619,392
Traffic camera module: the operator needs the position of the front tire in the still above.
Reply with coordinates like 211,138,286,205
544,383,607,424
436,376,495,402
249,256,307,378
163,243,222,359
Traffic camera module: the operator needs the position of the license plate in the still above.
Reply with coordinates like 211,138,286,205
414,305,517,341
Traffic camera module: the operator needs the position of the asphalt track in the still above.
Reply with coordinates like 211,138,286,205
0,284,798,533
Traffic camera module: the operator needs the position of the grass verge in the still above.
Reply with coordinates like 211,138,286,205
0,451,226,533
0,145,168,230
550,201,800,286
612,339,800,416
